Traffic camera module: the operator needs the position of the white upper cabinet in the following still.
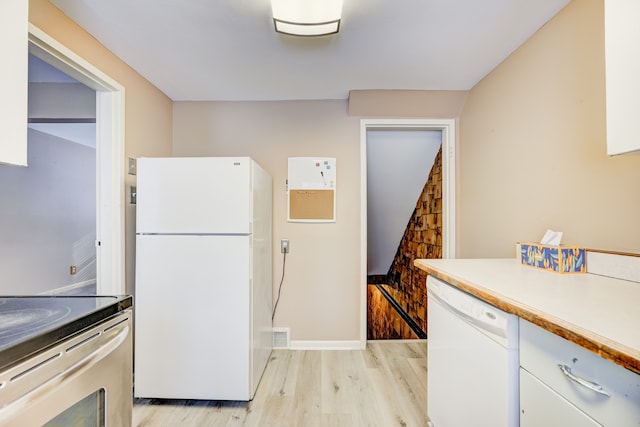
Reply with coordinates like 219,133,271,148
0,0,28,166
605,0,640,156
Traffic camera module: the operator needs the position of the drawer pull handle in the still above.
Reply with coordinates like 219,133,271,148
558,364,610,397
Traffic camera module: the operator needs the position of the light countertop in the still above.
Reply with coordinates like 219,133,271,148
414,258,640,375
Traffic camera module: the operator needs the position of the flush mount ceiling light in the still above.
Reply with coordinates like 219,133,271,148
271,0,343,37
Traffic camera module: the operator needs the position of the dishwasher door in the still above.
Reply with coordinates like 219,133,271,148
426,276,519,427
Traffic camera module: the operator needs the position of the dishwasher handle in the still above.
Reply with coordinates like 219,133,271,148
427,284,507,339
558,364,610,397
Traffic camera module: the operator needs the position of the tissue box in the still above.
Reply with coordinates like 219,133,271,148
520,243,586,274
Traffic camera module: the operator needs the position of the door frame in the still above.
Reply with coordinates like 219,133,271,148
28,24,126,295
359,118,456,346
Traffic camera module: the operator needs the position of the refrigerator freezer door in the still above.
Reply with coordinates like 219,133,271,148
136,157,251,234
134,234,251,400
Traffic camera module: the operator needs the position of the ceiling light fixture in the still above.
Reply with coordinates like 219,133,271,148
271,0,343,37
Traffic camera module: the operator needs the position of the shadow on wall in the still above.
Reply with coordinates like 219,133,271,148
367,146,443,339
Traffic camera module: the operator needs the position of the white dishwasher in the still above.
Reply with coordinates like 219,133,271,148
427,276,519,427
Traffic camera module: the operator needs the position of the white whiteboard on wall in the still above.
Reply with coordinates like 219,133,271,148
288,157,336,222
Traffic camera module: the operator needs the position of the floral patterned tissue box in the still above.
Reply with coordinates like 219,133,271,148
520,243,586,274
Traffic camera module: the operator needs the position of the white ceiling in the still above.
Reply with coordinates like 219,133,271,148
49,0,571,101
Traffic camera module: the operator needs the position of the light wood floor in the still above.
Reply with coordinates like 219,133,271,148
133,340,428,427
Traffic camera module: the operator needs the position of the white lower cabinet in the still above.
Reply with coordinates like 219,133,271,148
520,319,640,426
520,367,601,426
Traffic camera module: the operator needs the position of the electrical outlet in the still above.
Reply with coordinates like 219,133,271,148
70,265,77,275
281,239,289,253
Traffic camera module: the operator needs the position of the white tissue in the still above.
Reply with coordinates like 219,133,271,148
540,229,563,246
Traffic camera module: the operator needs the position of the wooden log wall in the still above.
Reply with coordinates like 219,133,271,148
367,284,420,340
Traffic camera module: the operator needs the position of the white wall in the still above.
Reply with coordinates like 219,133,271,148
366,129,441,275
0,129,96,294
28,82,95,119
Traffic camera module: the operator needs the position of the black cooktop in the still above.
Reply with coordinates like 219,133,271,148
0,295,132,371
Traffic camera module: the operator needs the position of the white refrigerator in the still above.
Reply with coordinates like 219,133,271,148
134,157,273,401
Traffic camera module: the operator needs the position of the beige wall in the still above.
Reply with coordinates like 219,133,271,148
30,0,174,294
31,0,640,342
173,101,362,341
458,0,640,258
349,90,468,118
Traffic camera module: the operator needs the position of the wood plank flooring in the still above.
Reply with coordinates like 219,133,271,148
133,340,428,427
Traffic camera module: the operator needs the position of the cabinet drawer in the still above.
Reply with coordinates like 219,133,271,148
521,368,602,427
520,319,640,427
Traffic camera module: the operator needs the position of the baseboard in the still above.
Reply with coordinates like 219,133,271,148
38,279,97,295
289,340,364,350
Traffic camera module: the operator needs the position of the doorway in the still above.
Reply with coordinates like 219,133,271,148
27,25,125,295
2,53,98,295
366,129,441,339
359,119,456,346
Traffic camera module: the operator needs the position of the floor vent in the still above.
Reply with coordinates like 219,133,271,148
272,327,290,349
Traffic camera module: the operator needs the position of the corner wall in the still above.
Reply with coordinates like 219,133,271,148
458,0,640,258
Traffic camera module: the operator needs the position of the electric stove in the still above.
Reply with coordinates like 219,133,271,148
0,295,132,371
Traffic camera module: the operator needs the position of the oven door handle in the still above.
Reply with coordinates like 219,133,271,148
0,321,130,423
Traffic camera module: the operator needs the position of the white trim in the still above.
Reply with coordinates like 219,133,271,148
289,340,363,350
585,251,640,283
95,91,126,295
38,279,97,295
28,24,126,295
359,118,457,347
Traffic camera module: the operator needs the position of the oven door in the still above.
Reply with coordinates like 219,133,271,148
0,311,133,426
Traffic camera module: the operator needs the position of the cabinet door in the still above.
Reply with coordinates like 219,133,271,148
605,0,640,155
521,368,602,427
0,0,28,166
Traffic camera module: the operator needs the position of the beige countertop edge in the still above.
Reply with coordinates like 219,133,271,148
415,260,640,376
